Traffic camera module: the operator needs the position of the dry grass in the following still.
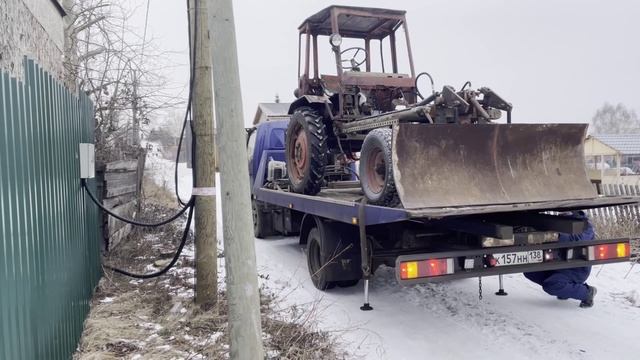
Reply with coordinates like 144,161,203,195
141,176,182,209
74,193,346,359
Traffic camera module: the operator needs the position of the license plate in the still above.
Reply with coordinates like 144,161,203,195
493,250,543,266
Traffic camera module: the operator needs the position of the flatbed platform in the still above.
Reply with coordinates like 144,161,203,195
255,185,639,225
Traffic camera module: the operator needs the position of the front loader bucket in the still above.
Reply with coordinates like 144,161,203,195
392,123,596,210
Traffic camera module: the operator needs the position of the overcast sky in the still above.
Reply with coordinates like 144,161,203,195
132,0,640,126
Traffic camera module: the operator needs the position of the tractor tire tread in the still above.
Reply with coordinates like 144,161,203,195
286,107,327,195
360,128,401,207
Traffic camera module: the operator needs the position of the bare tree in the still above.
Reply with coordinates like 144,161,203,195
64,0,186,162
590,102,640,135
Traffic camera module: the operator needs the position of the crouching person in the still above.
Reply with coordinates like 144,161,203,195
524,211,597,308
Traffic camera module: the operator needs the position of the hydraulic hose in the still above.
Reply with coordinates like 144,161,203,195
415,72,435,100
416,91,439,107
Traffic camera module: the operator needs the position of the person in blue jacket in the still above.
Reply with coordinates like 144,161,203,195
523,211,598,308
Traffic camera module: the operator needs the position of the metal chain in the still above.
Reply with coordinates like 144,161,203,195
478,277,483,301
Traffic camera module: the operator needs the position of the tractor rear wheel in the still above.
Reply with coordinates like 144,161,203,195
359,128,400,207
285,107,327,195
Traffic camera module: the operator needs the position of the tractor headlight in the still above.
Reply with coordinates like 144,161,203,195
329,33,342,48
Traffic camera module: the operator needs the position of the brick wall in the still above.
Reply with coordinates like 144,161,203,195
0,0,65,80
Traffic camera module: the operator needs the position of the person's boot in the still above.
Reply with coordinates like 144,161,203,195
557,296,569,300
579,285,597,308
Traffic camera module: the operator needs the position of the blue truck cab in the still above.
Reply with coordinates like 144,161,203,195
248,120,287,190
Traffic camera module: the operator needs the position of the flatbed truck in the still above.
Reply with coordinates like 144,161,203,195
247,120,638,307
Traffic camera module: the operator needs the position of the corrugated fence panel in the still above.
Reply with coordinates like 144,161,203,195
0,58,101,359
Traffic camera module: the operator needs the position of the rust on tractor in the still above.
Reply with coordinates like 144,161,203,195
288,123,308,184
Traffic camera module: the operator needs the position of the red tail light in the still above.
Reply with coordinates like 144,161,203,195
399,258,454,279
588,243,630,261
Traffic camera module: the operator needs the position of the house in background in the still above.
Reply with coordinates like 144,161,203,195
0,0,66,79
584,134,640,186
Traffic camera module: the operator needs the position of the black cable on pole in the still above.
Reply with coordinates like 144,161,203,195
104,202,195,279
175,111,191,206
175,0,199,207
89,0,200,280
81,179,194,227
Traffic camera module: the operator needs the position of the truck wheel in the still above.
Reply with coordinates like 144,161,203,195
359,128,400,207
306,228,336,290
286,107,327,195
252,200,272,238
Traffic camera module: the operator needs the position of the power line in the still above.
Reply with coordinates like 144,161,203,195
140,0,151,60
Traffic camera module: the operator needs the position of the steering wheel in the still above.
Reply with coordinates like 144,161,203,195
340,47,367,71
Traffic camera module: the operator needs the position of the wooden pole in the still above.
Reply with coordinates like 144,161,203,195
189,0,217,306
207,0,264,357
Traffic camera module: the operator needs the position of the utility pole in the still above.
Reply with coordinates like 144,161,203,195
189,0,217,306
207,0,264,358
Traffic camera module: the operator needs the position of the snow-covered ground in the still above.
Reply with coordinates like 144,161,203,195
255,238,640,360
148,153,640,360
145,145,193,202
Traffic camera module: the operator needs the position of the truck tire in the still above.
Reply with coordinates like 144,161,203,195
286,107,327,195
303,217,362,291
252,200,272,238
359,128,400,207
306,227,336,290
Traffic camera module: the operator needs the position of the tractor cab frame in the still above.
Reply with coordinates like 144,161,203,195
294,6,418,121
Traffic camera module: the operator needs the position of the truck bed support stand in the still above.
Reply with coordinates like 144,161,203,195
495,274,508,296
359,199,373,311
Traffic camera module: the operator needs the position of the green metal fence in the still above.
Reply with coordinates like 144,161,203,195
0,58,101,359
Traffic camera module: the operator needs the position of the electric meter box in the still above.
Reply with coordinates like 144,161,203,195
79,143,95,179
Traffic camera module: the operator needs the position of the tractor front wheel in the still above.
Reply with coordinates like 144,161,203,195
285,107,327,195
359,128,400,207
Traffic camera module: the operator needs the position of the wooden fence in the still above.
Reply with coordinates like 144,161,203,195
586,184,640,220
97,155,145,250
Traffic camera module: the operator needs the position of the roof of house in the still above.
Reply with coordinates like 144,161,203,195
253,102,291,125
592,134,640,155
585,136,619,156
